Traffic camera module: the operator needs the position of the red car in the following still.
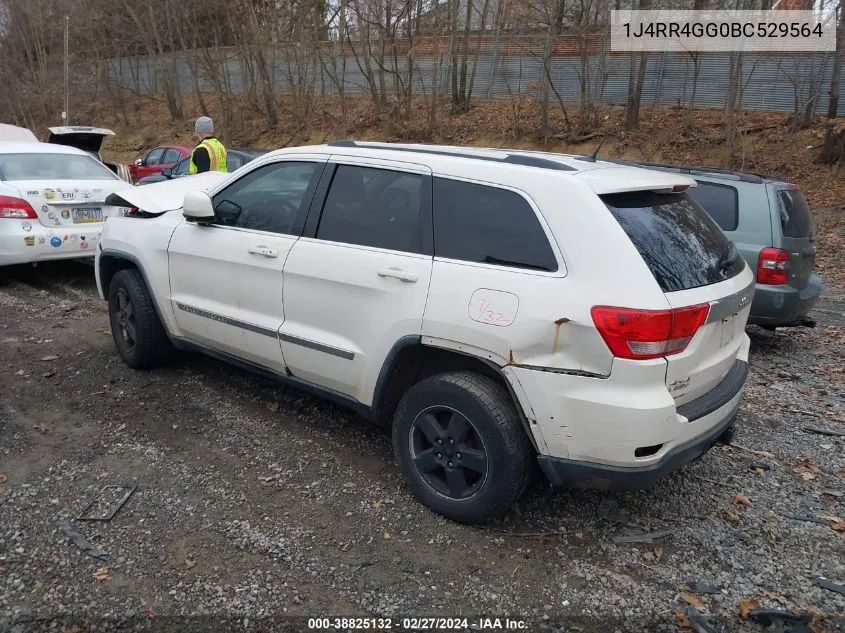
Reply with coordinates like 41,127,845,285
129,144,191,184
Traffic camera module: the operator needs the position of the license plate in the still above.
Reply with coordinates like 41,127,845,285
720,313,738,347
72,208,103,223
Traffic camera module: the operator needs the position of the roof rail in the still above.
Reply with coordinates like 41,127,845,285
603,158,766,184
327,140,577,172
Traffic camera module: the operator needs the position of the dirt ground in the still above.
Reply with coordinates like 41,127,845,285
0,251,844,633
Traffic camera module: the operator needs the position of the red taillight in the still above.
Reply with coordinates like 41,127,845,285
757,247,790,285
591,304,711,360
0,195,37,219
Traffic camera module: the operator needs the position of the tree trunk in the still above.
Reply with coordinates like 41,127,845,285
827,0,844,118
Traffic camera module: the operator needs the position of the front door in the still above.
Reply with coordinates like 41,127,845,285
280,159,434,403
167,157,326,371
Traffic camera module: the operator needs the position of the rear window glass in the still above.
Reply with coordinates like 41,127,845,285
602,191,745,293
776,189,814,238
0,153,118,181
687,181,739,231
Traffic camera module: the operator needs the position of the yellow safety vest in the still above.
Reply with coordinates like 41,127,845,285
189,137,228,174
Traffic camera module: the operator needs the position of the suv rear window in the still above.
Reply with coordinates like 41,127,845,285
602,191,745,293
776,188,814,238
687,181,738,231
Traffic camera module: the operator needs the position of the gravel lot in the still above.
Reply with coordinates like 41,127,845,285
0,261,843,633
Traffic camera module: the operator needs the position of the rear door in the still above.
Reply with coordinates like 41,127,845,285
138,148,166,181
601,191,754,406
771,185,816,290
279,159,434,401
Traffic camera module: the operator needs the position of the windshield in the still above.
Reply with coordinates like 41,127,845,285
602,191,745,292
0,153,119,181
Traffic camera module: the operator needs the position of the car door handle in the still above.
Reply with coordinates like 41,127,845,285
248,246,279,258
377,267,418,283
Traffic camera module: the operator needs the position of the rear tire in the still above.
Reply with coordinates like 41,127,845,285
392,371,534,524
108,269,172,369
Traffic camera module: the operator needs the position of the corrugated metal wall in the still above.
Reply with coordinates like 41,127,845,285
102,39,843,114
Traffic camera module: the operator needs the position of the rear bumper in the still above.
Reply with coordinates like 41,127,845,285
0,218,102,266
535,359,748,489
748,274,822,326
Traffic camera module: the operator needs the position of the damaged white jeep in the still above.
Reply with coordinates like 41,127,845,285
95,141,754,523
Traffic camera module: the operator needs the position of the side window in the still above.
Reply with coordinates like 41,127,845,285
173,158,190,175
145,148,165,165
433,178,557,272
228,155,244,171
162,148,181,164
687,181,739,231
316,165,424,254
212,161,320,235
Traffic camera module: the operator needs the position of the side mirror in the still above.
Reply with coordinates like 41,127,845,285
134,158,143,166
161,167,172,178
183,190,215,222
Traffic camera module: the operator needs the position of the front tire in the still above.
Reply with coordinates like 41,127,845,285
107,269,172,369
392,371,534,523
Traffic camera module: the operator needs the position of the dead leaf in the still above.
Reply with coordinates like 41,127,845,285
653,547,664,561
759,588,788,605
92,566,110,582
371,500,381,509
674,610,692,629
184,556,197,569
724,507,742,523
267,402,279,413
383,532,391,540
836,470,845,480
739,597,761,619
680,591,706,609
734,493,753,507
574,532,584,539
755,468,766,476
171,424,179,430
794,458,820,481
0,473,6,484
820,515,845,532
40,355,59,361
42,370,55,378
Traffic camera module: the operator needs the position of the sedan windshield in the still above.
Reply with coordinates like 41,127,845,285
0,153,119,181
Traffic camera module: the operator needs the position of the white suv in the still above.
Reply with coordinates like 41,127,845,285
95,141,754,523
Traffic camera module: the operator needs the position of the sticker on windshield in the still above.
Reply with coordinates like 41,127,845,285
61,210,70,219
80,241,89,250
38,237,45,244
41,204,49,213
49,236,62,248
71,234,78,242
26,190,38,196
21,221,31,232
43,189,56,200
80,190,92,199
61,191,75,201
24,236,34,247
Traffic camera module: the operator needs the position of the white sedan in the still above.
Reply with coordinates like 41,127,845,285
0,141,132,266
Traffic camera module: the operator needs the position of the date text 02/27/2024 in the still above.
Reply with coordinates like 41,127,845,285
307,617,528,630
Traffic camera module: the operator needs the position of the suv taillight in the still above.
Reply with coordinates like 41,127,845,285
757,247,789,285
0,195,38,219
591,304,711,360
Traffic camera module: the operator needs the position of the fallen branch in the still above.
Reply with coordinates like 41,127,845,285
802,425,845,438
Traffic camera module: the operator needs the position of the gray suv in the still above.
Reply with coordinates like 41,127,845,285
609,161,821,329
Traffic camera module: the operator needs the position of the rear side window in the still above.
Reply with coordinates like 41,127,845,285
433,178,557,272
316,165,424,254
687,181,738,231
602,191,745,293
776,189,814,238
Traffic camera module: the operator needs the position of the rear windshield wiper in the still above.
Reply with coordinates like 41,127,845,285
717,242,739,272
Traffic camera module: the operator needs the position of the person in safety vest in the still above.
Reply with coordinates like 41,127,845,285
189,116,227,174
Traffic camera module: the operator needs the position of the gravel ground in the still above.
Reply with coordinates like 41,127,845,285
0,261,843,633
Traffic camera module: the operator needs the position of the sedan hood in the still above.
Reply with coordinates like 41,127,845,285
104,171,230,214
